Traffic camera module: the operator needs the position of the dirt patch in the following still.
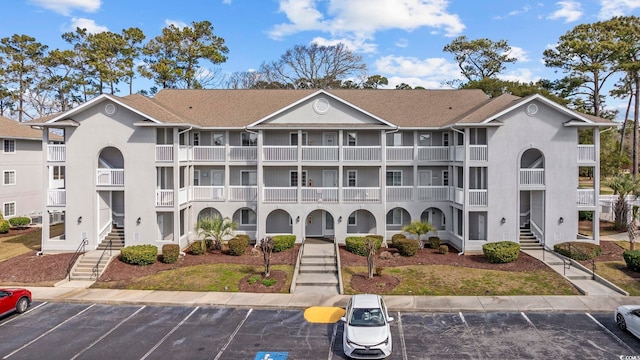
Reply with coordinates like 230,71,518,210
0,226,39,239
350,273,400,293
238,270,288,293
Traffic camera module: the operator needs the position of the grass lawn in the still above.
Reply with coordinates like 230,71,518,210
594,241,640,296
341,265,581,296
0,224,63,262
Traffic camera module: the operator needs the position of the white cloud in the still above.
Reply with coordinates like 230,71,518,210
165,19,189,29
395,38,409,48
222,0,232,4
68,17,108,33
599,0,640,19
28,0,101,16
384,76,450,89
508,46,530,63
374,55,462,87
547,1,583,23
311,36,377,54
268,0,465,44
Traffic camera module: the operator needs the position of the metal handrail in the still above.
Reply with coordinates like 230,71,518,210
92,239,113,280
66,238,88,281
559,242,596,280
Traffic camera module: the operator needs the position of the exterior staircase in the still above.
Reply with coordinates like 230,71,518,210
519,226,543,250
98,225,125,250
68,250,114,281
294,238,340,294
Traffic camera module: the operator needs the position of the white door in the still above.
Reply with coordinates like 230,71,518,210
323,211,334,237
211,170,224,199
157,214,164,241
478,214,485,240
323,170,337,187
323,132,337,146
418,170,432,186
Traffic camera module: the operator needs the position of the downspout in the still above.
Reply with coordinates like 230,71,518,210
451,127,465,256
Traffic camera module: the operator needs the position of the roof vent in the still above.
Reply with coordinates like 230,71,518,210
104,103,117,116
525,104,538,116
313,98,330,115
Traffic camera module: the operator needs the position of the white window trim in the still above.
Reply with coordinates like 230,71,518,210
240,170,257,186
3,170,16,186
442,170,449,186
347,170,357,187
3,139,16,154
348,212,357,226
289,170,308,187
289,132,308,146
212,132,224,146
194,170,200,186
241,132,257,147
386,170,403,186
3,202,16,217
419,133,432,146
389,208,403,226
193,132,200,146
240,209,257,225
442,132,449,147
347,132,357,146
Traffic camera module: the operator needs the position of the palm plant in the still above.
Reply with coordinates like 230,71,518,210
196,215,238,251
606,173,640,231
402,220,436,249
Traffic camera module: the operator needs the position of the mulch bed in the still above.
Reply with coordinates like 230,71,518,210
238,270,288,293
0,226,38,238
0,250,76,286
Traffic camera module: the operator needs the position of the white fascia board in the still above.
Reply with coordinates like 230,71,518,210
44,94,165,125
481,93,597,124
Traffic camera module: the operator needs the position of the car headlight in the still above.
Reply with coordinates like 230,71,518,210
372,336,389,347
346,337,360,347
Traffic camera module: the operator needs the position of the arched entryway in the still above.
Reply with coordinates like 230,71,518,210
305,209,335,240
266,209,293,234
346,209,377,235
232,207,257,239
96,147,124,246
197,207,221,221
421,207,445,231
519,148,545,242
386,207,410,232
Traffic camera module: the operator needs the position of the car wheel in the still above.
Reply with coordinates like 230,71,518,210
15,297,29,314
617,313,627,331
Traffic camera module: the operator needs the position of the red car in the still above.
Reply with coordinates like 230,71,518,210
0,288,31,317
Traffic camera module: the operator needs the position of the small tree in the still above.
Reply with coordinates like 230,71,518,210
196,215,237,250
364,238,377,279
402,221,436,249
629,206,640,251
260,236,274,277
606,173,640,231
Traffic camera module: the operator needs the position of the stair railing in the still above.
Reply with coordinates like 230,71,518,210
92,239,113,280
67,238,88,281
557,242,596,280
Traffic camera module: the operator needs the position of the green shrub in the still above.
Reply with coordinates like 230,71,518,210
394,238,419,257
161,244,180,264
248,275,260,284
623,250,640,272
8,217,30,228
0,220,9,234
228,237,249,256
438,244,449,254
190,240,206,255
345,236,382,256
121,245,158,266
482,241,520,264
236,234,251,244
553,242,602,261
367,234,383,242
273,235,296,252
262,278,277,286
428,236,441,249
391,233,406,248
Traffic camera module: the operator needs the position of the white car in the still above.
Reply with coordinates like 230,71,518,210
615,305,640,338
341,294,394,359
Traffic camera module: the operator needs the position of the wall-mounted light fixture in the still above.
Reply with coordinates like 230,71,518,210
559,217,564,224
500,217,506,224
77,216,82,224
338,216,343,223
137,217,142,225
296,216,300,223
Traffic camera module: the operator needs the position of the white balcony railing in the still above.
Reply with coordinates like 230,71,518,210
263,146,297,162
178,146,189,161
193,186,224,201
470,145,488,161
179,187,188,204
417,186,449,201
229,186,257,201
469,189,488,206
302,146,339,161
577,189,595,206
578,145,596,162
229,147,257,162
96,169,124,186
386,186,413,201
47,144,66,162
193,146,226,161
264,187,297,202
453,187,464,204
156,189,174,206
417,146,448,161
454,146,465,161
302,187,338,202
386,147,413,161
47,189,66,206
343,146,381,161
343,187,381,202
520,169,544,186
156,145,173,162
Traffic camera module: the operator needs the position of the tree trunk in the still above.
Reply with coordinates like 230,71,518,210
634,74,640,178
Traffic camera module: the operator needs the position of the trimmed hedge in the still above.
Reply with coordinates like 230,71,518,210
121,245,158,266
161,244,180,264
482,241,520,264
8,217,30,228
273,235,296,252
391,233,406,246
235,234,251,244
553,242,602,261
345,236,382,256
428,236,440,249
394,238,419,257
190,240,206,255
623,250,640,272
438,244,449,254
229,237,249,256
0,220,8,234
367,234,384,242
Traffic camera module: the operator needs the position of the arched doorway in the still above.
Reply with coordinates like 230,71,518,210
197,207,221,221
386,207,410,232
346,209,377,235
520,148,545,242
232,207,257,240
421,207,445,231
305,209,335,240
96,147,124,244
266,209,293,234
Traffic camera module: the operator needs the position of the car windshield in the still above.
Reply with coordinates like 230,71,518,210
349,307,385,327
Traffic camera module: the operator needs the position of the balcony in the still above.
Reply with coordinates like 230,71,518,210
417,146,448,161
343,146,381,161
302,187,338,203
470,145,488,161
156,189,174,206
156,145,173,162
302,146,339,161
343,187,381,202
192,146,225,161
577,189,595,206
96,169,124,186
264,187,297,203
387,147,413,161
47,189,66,206
47,144,66,162
263,146,297,162
229,186,257,201
417,186,449,201
386,186,413,201
468,189,488,206
578,145,595,163
229,147,257,162
520,169,544,186
192,186,224,201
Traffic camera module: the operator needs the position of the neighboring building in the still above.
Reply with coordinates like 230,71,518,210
29,89,611,253
0,115,45,221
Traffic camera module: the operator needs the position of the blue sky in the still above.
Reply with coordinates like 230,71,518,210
3,0,640,117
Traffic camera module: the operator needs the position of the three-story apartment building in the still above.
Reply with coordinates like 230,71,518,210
30,89,611,253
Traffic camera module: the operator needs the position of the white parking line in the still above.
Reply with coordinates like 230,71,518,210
140,307,199,360
0,302,48,328
69,305,147,360
397,312,408,360
458,312,468,328
213,308,253,360
2,303,96,359
585,312,636,354
327,322,338,360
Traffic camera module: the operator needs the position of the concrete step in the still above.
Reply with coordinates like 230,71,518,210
294,285,340,295
300,258,336,266
296,273,339,286
299,265,339,273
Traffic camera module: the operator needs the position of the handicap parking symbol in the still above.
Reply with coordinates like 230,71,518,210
255,351,288,360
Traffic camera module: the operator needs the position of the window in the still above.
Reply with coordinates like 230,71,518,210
194,170,200,186
3,202,15,217
53,166,65,180
193,132,200,146
388,132,402,146
241,171,257,186
347,170,357,187
442,170,449,186
387,208,403,225
347,132,357,146
386,171,402,186
241,132,257,147
419,133,432,146
348,212,357,226
290,132,308,146
3,171,15,185
212,133,224,146
241,209,256,225
290,170,308,187
3,139,15,153
442,133,449,147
